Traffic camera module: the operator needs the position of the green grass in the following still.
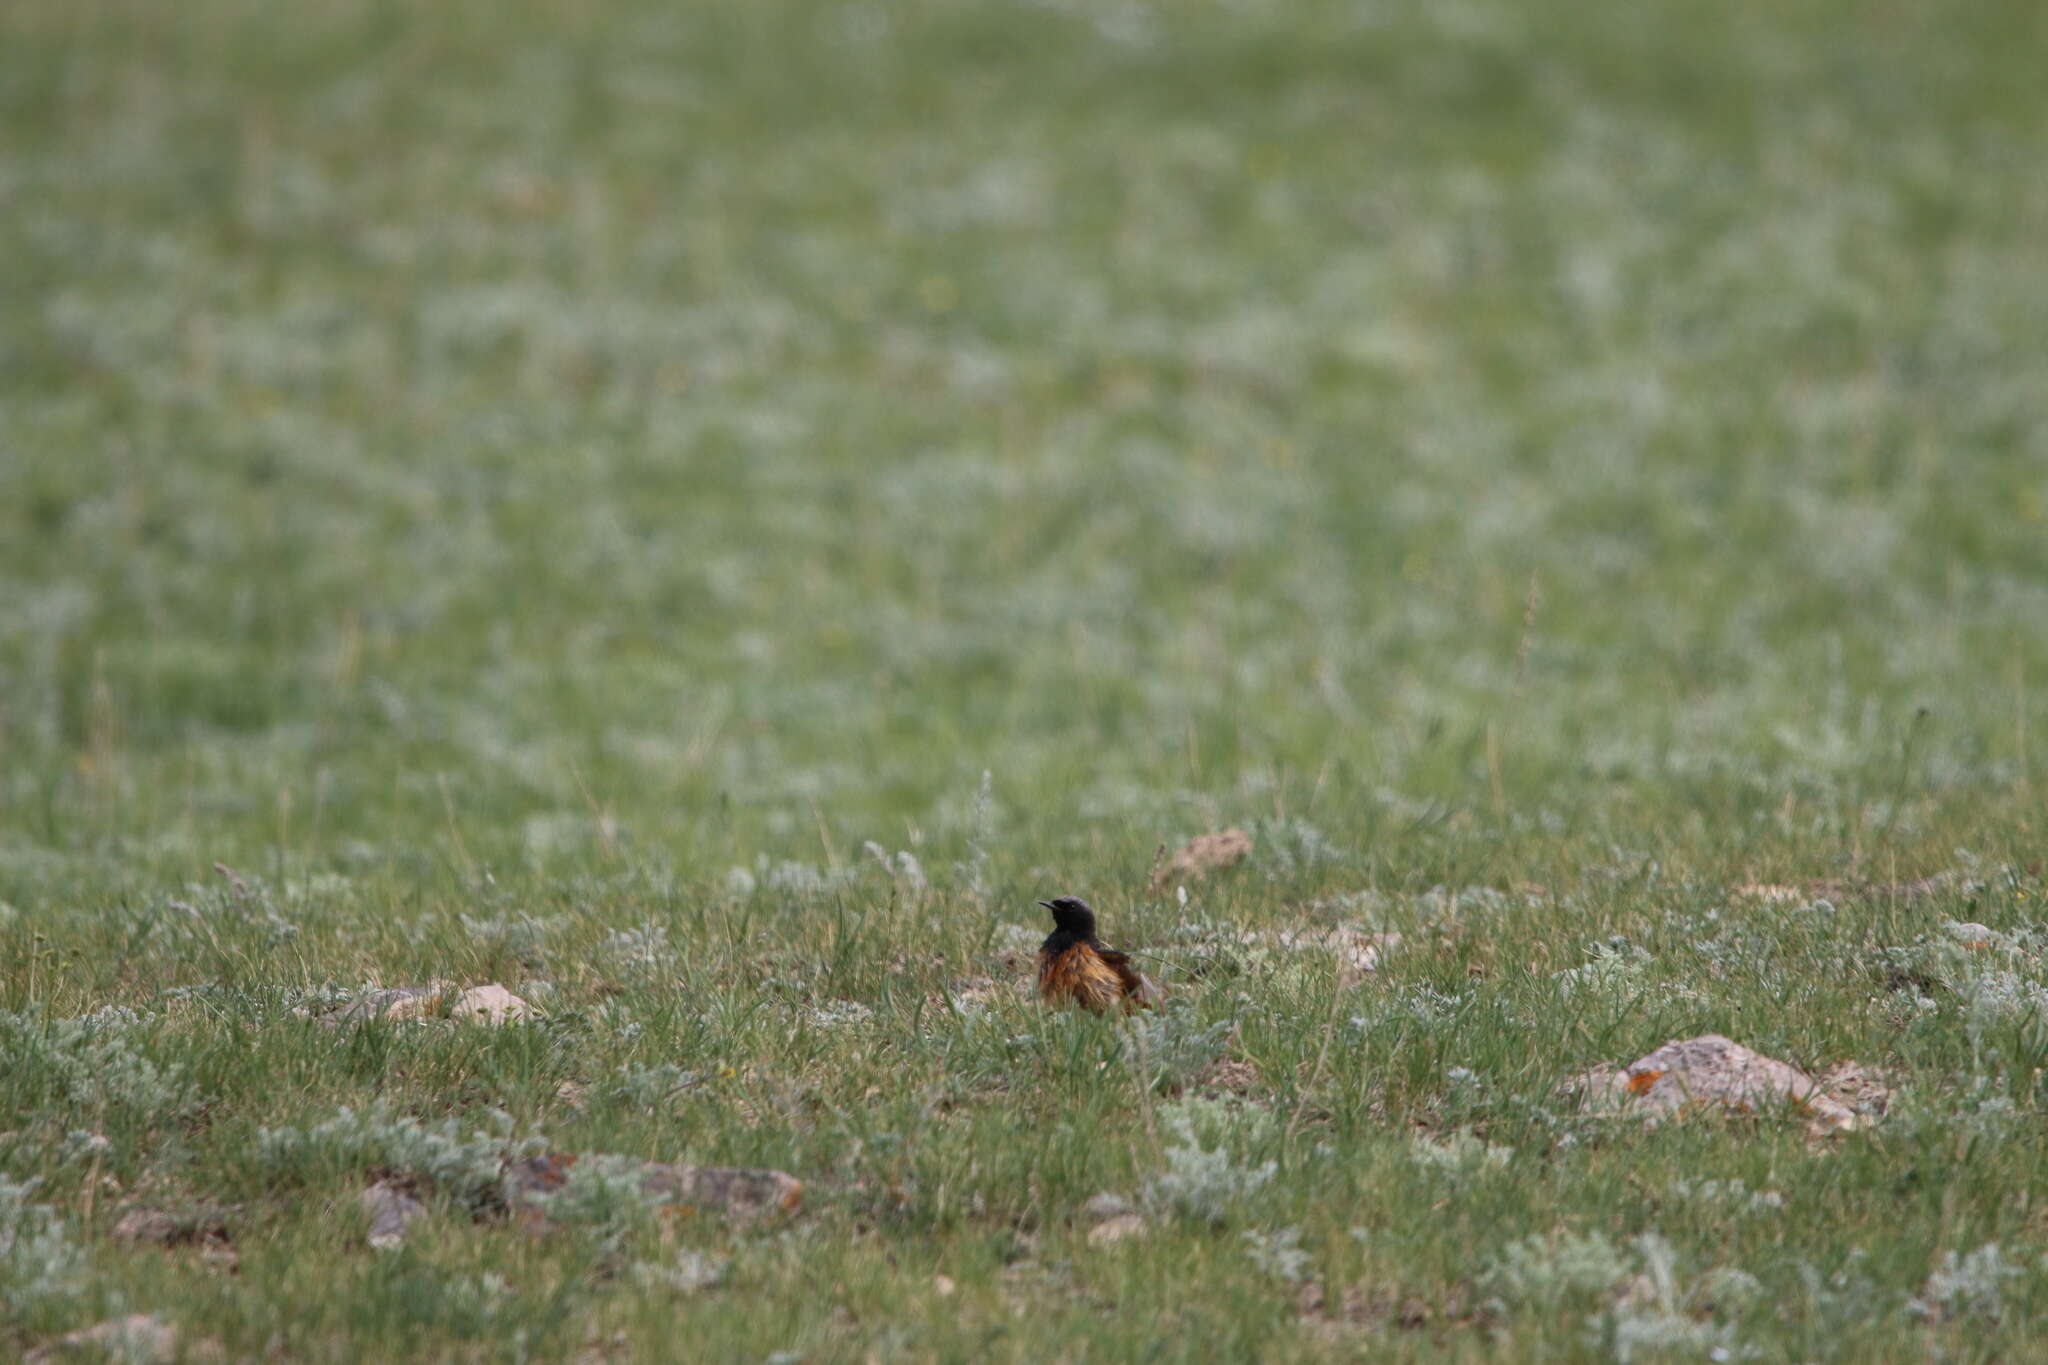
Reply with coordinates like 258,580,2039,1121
4,0,2048,1358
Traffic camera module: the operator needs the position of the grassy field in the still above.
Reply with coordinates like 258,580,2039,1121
5,0,2048,1358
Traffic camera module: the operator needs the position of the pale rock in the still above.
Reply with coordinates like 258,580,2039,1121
450,983,532,1024
1564,1034,1868,1135
1151,829,1254,892
27,1315,179,1364
1088,1213,1148,1246
361,1180,427,1250
1082,1192,1134,1223
504,1154,802,1224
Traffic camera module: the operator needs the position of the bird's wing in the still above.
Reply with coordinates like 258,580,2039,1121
1096,949,1160,1006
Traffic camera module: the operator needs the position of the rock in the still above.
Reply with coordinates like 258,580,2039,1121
111,1207,182,1245
1565,1034,1867,1135
1081,1192,1134,1223
27,1315,178,1363
1088,1213,1148,1246
1273,926,1401,986
333,982,452,1023
1151,829,1254,892
1816,1061,1894,1119
316,982,534,1026
646,1163,804,1220
933,1274,957,1297
110,1204,235,1270
1171,921,1398,988
1296,1282,1380,1341
504,1154,802,1225
1738,876,1952,906
361,1180,427,1250
449,983,532,1025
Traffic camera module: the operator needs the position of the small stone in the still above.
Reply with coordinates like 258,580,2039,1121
110,1205,234,1269
504,1154,802,1225
933,1274,957,1297
1271,926,1401,985
318,981,534,1026
1088,1213,1148,1246
1081,1192,1134,1223
330,983,452,1024
27,1315,178,1364
450,983,532,1025
642,1163,804,1220
1564,1034,1868,1135
1816,1062,1895,1118
361,1180,426,1250
1740,875,1952,905
111,1207,183,1246
1150,829,1255,892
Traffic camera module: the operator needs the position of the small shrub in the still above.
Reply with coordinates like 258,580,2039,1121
256,1103,547,1211
1143,1097,1276,1224
0,1177,85,1315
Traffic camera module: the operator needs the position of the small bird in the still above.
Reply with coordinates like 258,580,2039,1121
1036,896,1158,1013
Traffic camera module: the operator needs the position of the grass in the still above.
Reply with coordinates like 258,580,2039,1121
3,0,2048,1358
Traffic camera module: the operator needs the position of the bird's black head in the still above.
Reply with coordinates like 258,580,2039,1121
1038,896,1097,938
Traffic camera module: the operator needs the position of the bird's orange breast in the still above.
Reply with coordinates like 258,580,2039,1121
1039,942,1137,1012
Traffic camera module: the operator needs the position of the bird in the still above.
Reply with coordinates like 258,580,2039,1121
1036,896,1158,1012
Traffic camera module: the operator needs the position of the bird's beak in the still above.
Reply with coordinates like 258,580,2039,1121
1037,900,1056,910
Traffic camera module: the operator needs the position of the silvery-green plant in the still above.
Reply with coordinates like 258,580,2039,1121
1410,1129,1514,1173
609,1064,702,1108
0,1177,85,1314
600,923,676,976
1243,1225,1313,1285
1482,1229,1634,1311
520,1153,671,1249
1125,1006,1235,1094
1552,941,1651,999
1605,1306,1750,1365
256,1103,546,1211
0,1007,197,1117
1909,1244,2023,1322
1143,1097,1276,1224
1597,1236,1755,1364
633,1250,729,1295
804,1000,875,1030
1670,1178,1784,1215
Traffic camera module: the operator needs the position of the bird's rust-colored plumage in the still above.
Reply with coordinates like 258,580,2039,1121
1036,897,1157,1013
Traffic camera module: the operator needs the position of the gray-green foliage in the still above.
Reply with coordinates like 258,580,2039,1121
0,1178,85,1316
517,1153,670,1251
1910,1244,2026,1323
4,0,2048,1357
1144,1098,1277,1224
256,1104,546,1212
0,1009,196,1118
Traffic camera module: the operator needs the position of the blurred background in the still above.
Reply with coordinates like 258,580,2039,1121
4,0,2046,883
